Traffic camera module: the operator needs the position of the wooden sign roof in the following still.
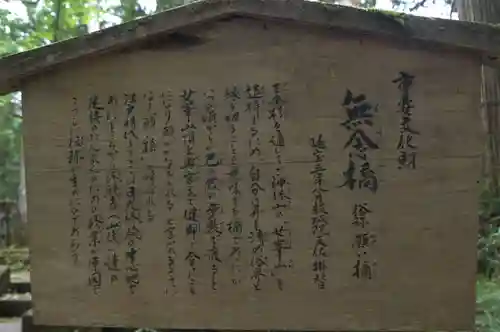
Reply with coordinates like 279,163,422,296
0,0,500,96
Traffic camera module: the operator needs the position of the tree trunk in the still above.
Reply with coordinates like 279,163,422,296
458,0,500,198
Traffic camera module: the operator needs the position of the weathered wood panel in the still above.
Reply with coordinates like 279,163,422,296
22,18,482,331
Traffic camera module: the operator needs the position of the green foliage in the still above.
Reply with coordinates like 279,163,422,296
0,246,29,272
391,0,454,12
478,180,500,279
0,97,20,201
156,0,186,12
478,227,500,278
477,278,500,332
111,0,147,22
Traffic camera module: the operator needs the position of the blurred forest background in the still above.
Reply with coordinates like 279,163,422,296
0,0,499,330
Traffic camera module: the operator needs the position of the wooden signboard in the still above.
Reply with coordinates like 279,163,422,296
21,13,481,332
